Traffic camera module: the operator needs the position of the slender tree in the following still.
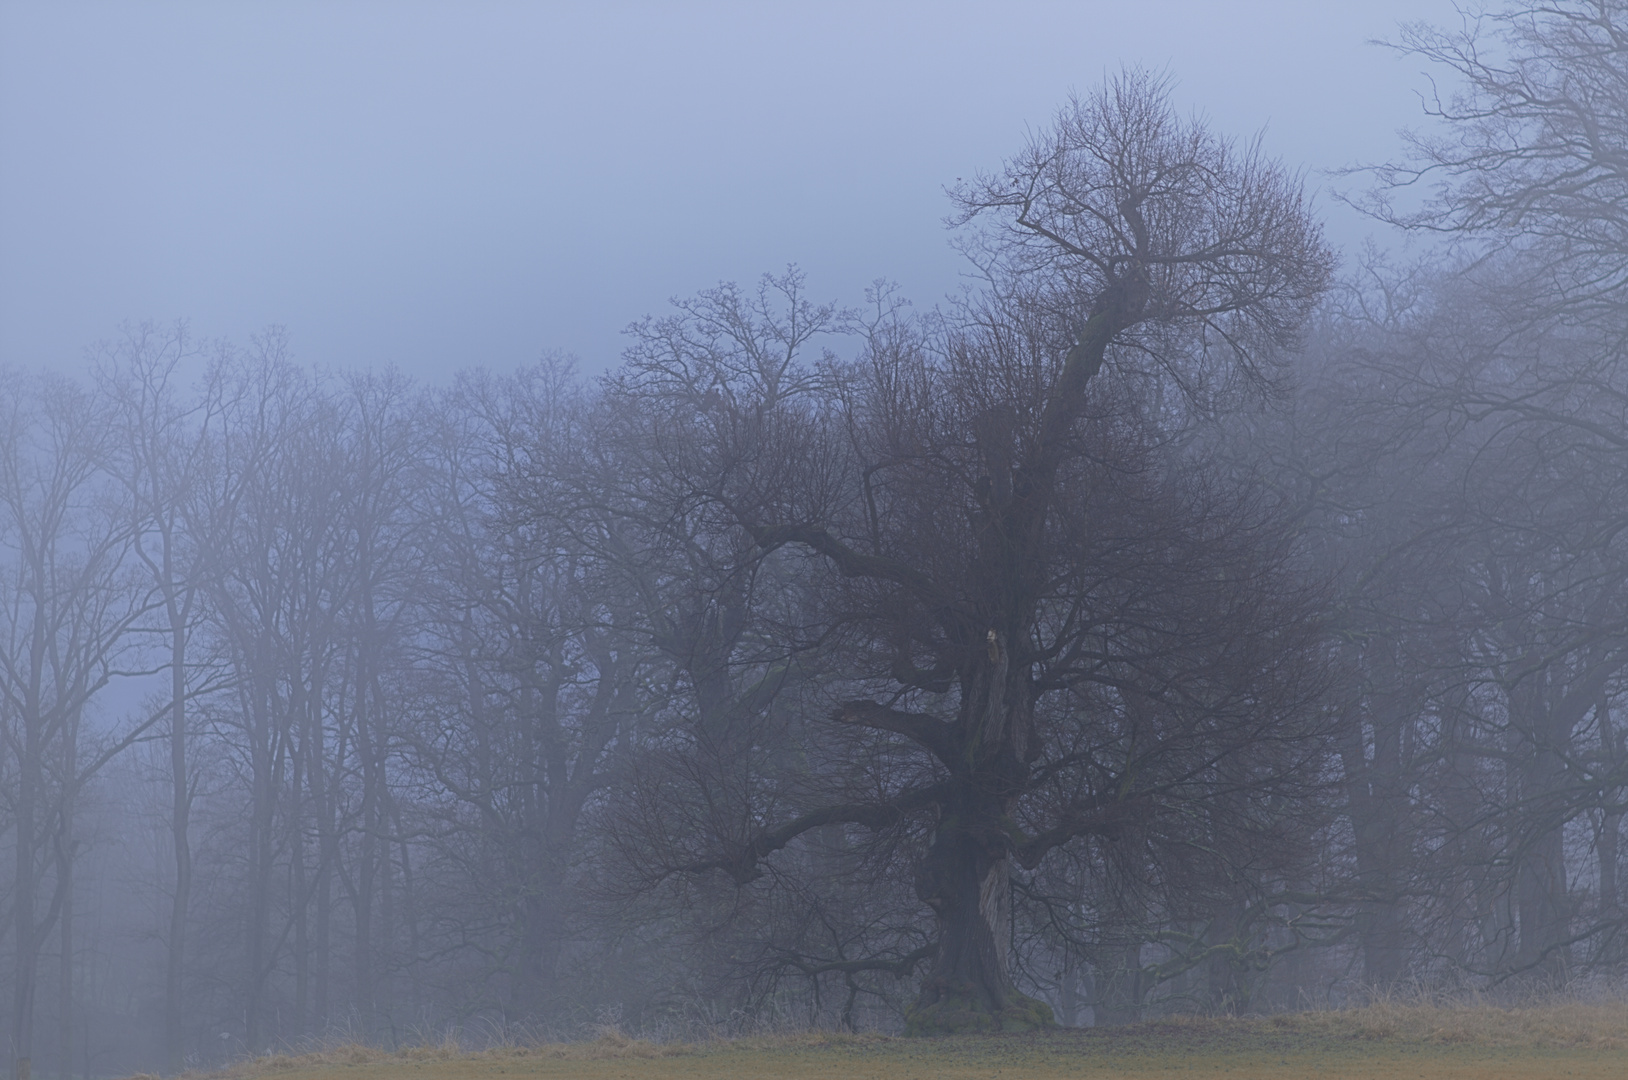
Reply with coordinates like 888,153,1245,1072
0,369,154,1080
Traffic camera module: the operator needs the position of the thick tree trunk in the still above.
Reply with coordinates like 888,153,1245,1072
905,648,1051,1034
907,817,1020,1032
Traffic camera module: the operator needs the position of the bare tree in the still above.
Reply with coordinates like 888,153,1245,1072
95,323,225,1071
1364,1,1628,337
0,369,156,1080
190,337,334,1050
604,72,1335,1033
1353,2,1628,980
406,363,641,1021
581,280,883,1024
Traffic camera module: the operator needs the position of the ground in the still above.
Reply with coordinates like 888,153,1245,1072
146,1001,1628,1080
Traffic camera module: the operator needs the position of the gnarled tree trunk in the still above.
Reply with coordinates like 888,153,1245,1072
906,643,1050,1034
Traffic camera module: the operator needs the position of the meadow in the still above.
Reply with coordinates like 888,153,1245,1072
139,1001,1628,1080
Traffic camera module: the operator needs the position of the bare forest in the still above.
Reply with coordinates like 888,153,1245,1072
6,4,1628,1077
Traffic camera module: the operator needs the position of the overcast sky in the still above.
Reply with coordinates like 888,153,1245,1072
0,1,1454,380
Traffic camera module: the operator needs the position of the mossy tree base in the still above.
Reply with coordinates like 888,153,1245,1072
903,989,1055,1035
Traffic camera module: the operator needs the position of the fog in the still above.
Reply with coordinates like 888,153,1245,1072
3,1,1440,376
8,2,1628,1079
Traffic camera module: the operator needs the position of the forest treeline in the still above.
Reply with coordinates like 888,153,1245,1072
6,3,1628,1077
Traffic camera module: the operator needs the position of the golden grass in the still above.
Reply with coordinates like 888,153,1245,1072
143,1001,1628,1080
161,1029,891,1079
184,1031,691,1074
1259,997,1628,1048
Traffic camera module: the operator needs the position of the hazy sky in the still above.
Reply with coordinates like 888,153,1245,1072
1,1,1453,380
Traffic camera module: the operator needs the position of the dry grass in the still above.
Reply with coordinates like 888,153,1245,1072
1259,997,1628,1048
168,1028,884,1079
143,1000,1628,1080
185,1032,679,1075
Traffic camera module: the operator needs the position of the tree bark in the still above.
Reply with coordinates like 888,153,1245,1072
12,717,37,1080
164,603,191,1074
55,839,71,1080
904,645,1050,1034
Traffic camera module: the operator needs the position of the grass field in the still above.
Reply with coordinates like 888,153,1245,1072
157,1001,1628,1080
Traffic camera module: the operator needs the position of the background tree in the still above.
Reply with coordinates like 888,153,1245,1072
0,368,157,1080
405,363,640,1022
1351,0,1628,981
95,323,225,1072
